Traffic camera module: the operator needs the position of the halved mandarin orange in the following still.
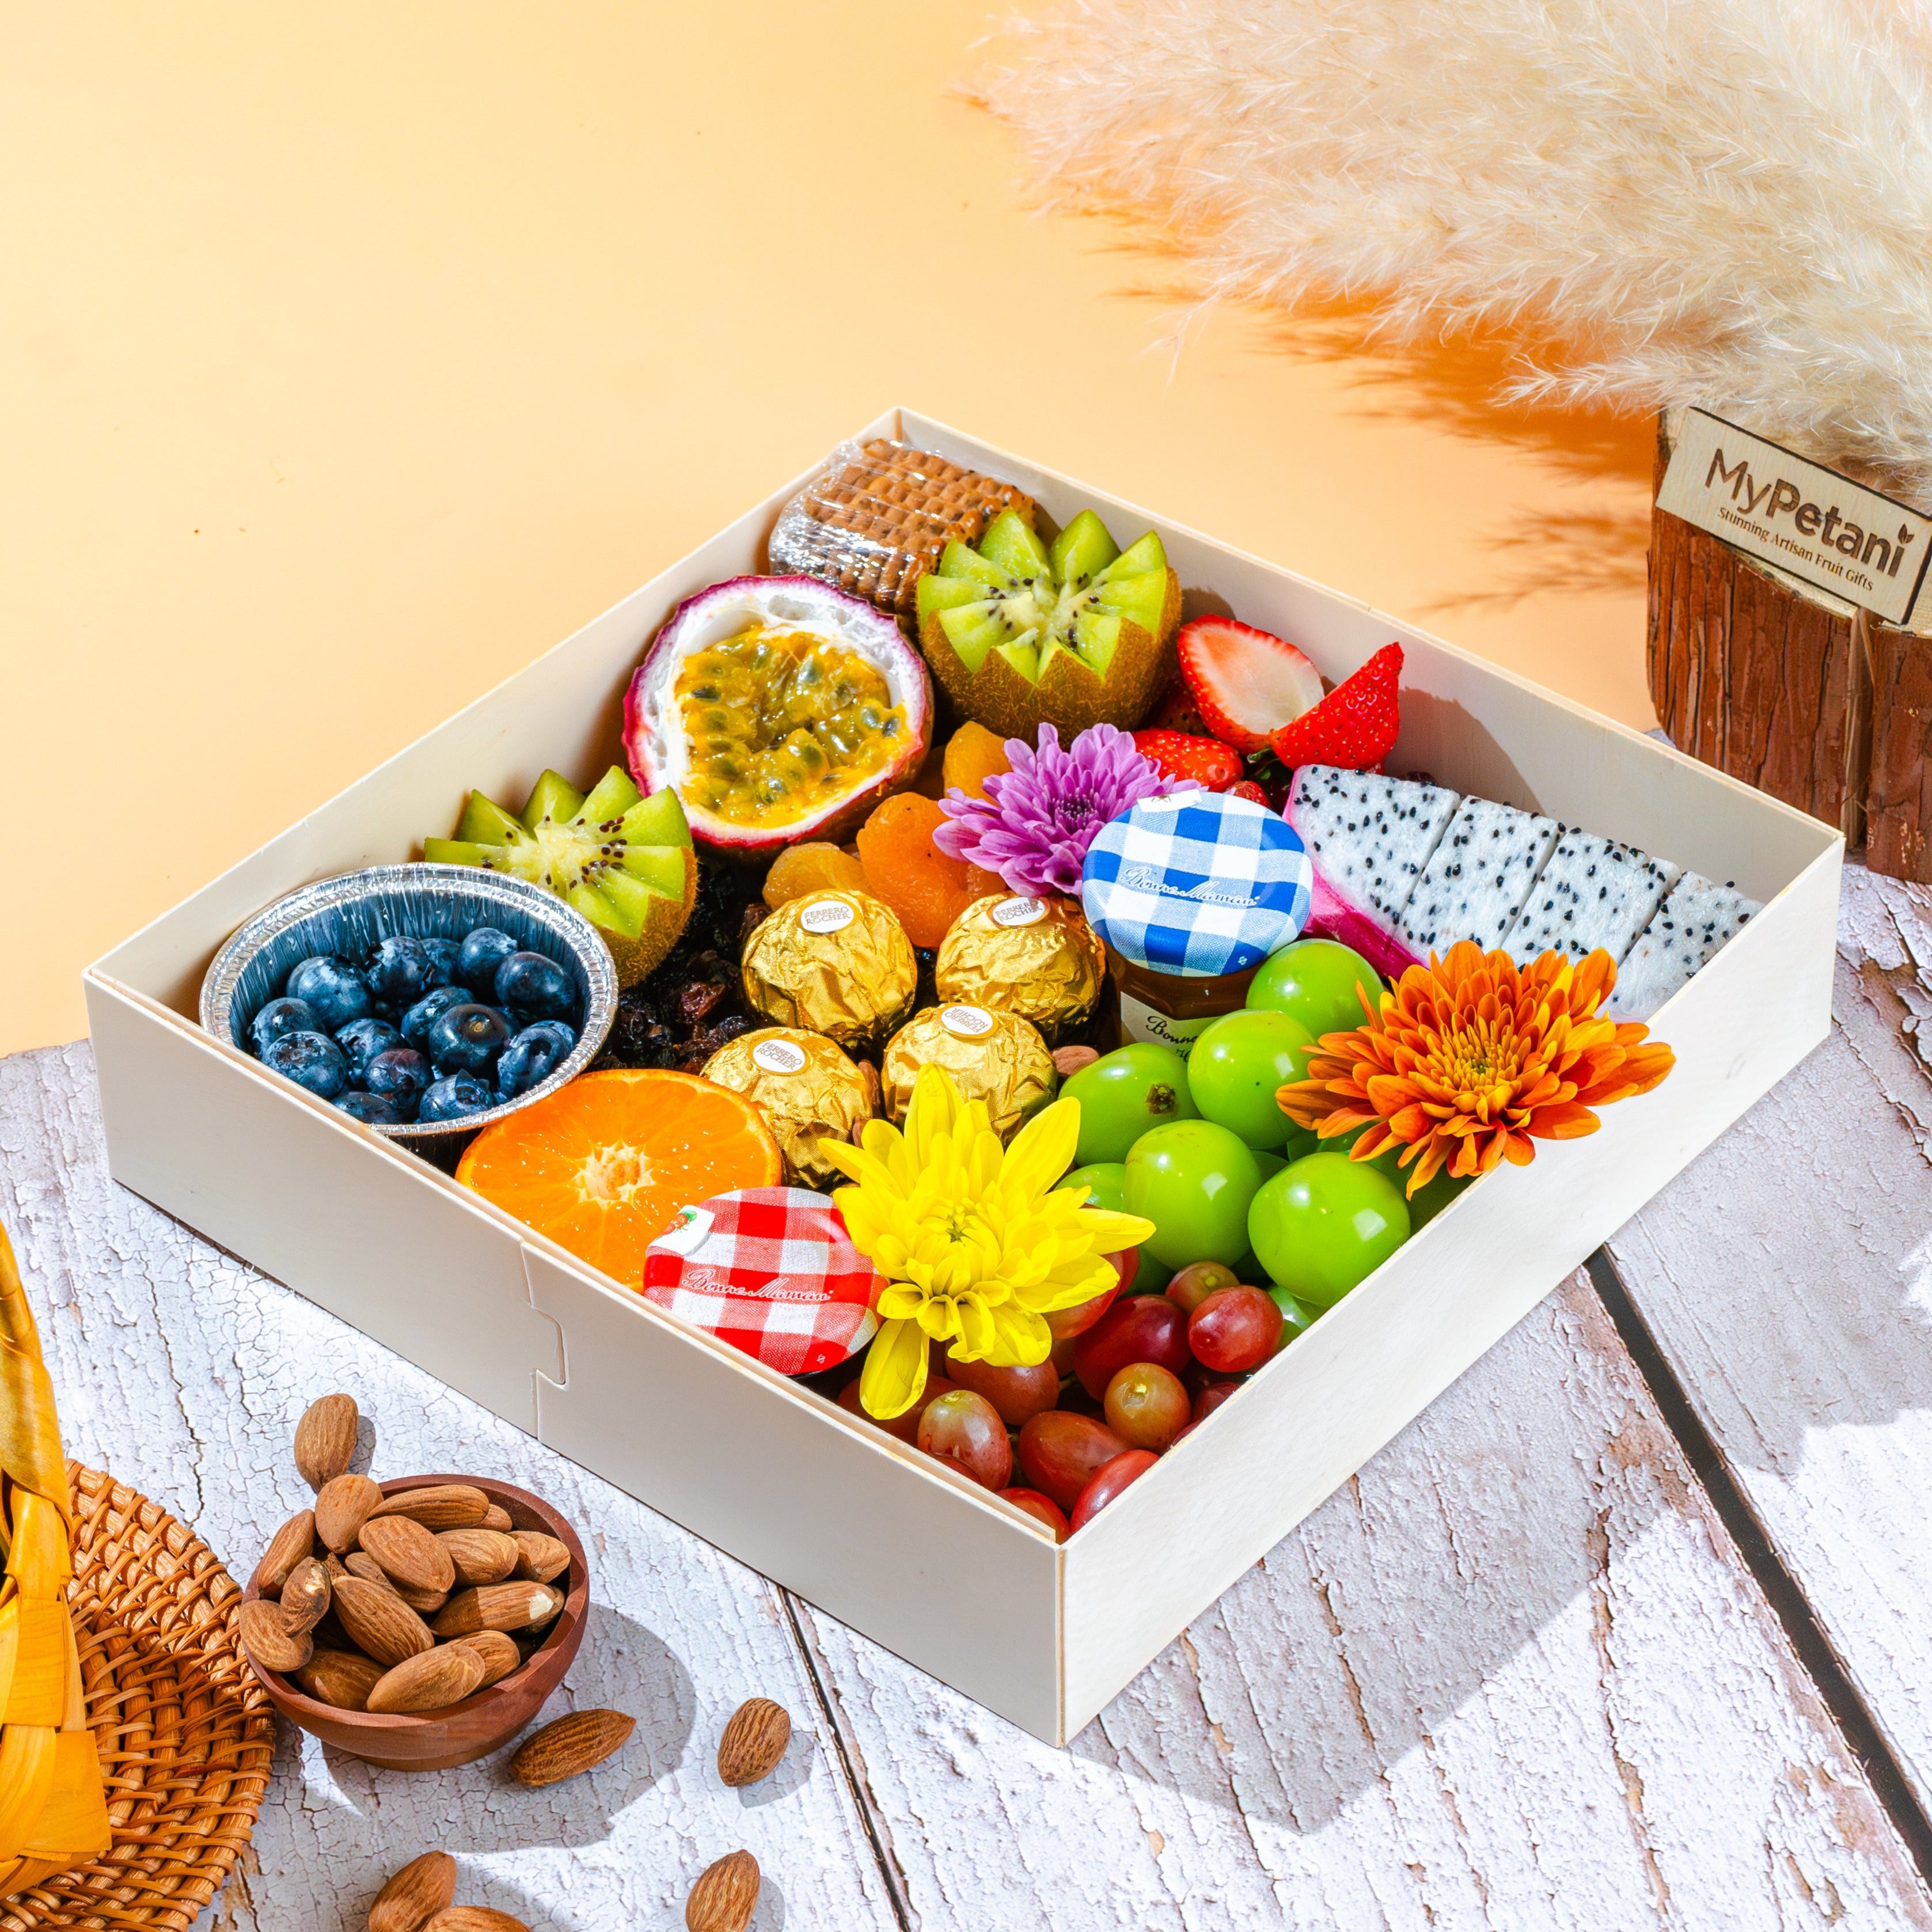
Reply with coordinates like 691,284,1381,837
456,1071,782,1287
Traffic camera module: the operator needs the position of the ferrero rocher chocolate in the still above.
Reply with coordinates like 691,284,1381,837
739,888,917,1053
881,1003,1056,1142
934,893,1106,1044
701,1028,874,1190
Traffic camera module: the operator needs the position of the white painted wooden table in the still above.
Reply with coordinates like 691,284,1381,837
2,863,1929,1931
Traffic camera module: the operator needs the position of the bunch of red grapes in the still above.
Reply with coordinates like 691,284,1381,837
836,1258,1282,1540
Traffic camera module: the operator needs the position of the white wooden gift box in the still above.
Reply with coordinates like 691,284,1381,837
84,409,1840,1747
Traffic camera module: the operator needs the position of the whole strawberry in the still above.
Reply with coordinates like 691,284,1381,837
1269,643,1403,771
1225,779,1271,808
1146,670,1209,737
1132,730,1242,792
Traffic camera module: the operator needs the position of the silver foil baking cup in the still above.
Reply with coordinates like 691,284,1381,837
199,863,618,1157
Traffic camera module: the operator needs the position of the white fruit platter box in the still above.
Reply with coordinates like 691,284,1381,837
84,408,1839,1745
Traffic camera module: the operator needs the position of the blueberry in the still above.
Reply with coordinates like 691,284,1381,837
335,1016,402,1078
365,1047,432,1114
401,985,473,1050
249,997,317,1057
366,937,439,1009
281,954,329,996
334,1091,406,1125
262,1030,348,1099
494,951,574,1020
417,1073,495,1122
427,1003,512,1076
421,937,464,989
458,927,519,996
495,1020,578,1100
286,956,374,1032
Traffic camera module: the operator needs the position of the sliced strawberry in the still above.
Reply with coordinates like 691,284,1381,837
1147,670,1208,737
1269,643,1403,771
1225,779,1271,807
1177,617,1324,753
1133,730,1243,792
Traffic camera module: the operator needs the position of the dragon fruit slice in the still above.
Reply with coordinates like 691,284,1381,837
1282,765,1460,981
1397,796,1561,958
1609,872,1759,1019
1500,830,1681,968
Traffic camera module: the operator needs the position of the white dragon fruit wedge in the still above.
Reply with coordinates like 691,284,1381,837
1396,796,1561,959
1500,830,1681,968
1609,872,1759,1019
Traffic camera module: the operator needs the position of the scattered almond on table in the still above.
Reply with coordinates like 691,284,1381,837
294,1391,359,1491
367,1848,455,1932
716,1697,791,1787
510,1708,636,1787
685,1850,760,1932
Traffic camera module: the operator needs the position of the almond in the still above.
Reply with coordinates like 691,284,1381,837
238,1597,314,1675
250,1509,316,1595
509,1531,570,1586
447,1630,521,1689
716,1697,791,1787
510,1708,635,1787
280,1556,332,1631
294,1391,359,1491
368,1484,489,1531
316,1473,385,1553
685,1850,760,1932
360,1515,457,1595
480,1504,515,1534
1052,1043,1100,1079
294,1648,386,1712
432,1582,563,1638
435,1527,519,1588
324,1551,350,1582
365,1643,485,1715
367,1849,456,1932
422,1910,530,1932
343,1551,448,1615
332,1574,435,1668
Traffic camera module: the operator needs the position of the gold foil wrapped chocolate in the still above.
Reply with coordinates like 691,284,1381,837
739,888,916,1053
881,1003,1057,1142
934,894,1106,1045
701,1028,874,1190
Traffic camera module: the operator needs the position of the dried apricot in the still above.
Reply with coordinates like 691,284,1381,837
762,842,868,909
856,795,1001,948
941,722,1012,803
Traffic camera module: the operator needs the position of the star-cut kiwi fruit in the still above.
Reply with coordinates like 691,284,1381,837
914,508,1181,741
423,766,696,986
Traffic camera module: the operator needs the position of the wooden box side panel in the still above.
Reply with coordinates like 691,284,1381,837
84,978,561,1429
1059,841,1838,1733
522,1248,1064,1740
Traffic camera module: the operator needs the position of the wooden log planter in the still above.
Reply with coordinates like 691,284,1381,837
1648,413,1932,882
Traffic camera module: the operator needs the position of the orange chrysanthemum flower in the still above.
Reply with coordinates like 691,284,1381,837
1276,941,1675,1197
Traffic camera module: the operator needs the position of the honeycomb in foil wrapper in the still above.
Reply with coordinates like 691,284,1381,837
768,438,1037,623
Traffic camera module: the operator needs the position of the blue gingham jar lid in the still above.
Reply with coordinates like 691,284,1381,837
1081,791,1314,977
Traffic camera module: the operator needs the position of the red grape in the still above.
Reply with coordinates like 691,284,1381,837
1103,1363,1190,1451
1017,1411,1130,1512
1192,1379,1244,1426
943,1350,1061,1426
1071,1449,1159,1531
917,1390,1014,1490
1189,1288,1283,1373
837,1375,958,1445
1071,1296,1191,1399
1166,1260,1238,1315
1043,1248,1135,1339
999,1487,1071,1542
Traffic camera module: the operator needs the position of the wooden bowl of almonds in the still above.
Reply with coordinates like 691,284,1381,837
240,1471,590,1771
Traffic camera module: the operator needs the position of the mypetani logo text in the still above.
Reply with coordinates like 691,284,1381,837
1704,447,1916,595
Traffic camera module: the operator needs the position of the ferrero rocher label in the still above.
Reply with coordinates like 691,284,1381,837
702,1027,874,1190
739,889,917,1053
933,894,1107,1044
882,1003,1057,1142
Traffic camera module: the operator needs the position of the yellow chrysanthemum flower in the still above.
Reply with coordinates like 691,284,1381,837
818,1064,1154,1421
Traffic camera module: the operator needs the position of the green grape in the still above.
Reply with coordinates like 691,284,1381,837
1247,1151,1410,1306
1062,1043,1200,1167
1186,1008,1314,1150
1267,1284,1319,1343
1123,1120,1263,1269
1057,1162,1171,1293
1247,939,1381,1039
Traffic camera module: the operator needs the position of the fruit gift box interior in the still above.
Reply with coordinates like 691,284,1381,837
85,409,1840,1744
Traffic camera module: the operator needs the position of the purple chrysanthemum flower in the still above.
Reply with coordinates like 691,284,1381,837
933,723,1191,898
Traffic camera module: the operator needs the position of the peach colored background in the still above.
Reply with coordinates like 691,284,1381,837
1,3,1652,1056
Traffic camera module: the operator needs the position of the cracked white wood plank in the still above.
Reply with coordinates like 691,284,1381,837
0,1041,900,1932
799,1275,1932,1931
1607,865,1932,1811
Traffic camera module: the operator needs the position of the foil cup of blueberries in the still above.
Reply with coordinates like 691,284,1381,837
200,865,618,1162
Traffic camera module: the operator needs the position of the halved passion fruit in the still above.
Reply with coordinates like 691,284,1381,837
623,575,933,857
